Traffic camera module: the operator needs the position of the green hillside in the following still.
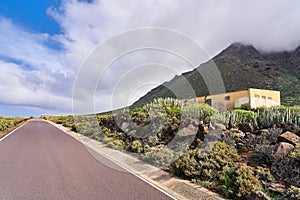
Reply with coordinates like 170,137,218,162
133,43,300,107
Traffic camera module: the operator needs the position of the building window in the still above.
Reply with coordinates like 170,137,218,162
268,97,272,100
225,96,230,101
206,99,212,106
255,94,260,98
262,96,266,99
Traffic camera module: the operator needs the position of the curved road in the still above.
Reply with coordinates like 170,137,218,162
0,120,172,200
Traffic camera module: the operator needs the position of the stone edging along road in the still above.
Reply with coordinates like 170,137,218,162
47,120,224,200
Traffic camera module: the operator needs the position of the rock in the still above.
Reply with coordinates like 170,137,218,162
182,118,200,128
267,183,286,195
278,131,300,146
190,118,200,127
276,122,300,136
189,124,210,149
208,122,215,131
254,129,269,136
212,122,227,131
170,124,179,132
272,122,300,136
199,124,209,134
120,122,130,132
273,142,295,159
201,129,223,144
236,130,246,138
250,191,271,200
228,116,237,129
180,124,198,136
238,122,255,133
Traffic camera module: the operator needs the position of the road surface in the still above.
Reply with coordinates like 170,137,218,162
0,120,172,200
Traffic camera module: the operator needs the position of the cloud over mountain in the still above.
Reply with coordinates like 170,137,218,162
1,0,300,115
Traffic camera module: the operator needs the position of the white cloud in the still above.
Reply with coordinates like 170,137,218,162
0,18,64,71
0,17,75,114
48,0,300,113
0,60,72,112
2,0,300,115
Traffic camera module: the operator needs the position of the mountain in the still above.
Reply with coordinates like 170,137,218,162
133,43,300,107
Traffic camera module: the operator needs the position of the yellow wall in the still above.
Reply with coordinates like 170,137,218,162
183,88,280,110
249,88,280,108
206,90,249,110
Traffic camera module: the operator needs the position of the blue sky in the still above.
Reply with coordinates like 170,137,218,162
0,0,61,34
0,0,300,117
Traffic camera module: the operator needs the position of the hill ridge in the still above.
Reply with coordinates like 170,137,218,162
133,43,300,107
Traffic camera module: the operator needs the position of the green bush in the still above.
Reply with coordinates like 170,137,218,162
220,164,262,199
74,122,94,136
254,106,300,128
287,186,300,200
147,134,159,146
143,97,182,125
104,137,126,150
170,141,241,181
231,109,256,124
271,145,300,187
182,103,219,123
131,140,143,153
141,145,176,168
255,166,275,183
0,117,26,133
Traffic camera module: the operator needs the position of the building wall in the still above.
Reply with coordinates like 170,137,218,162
249,88,280,108
183,88,280,110
205,90,249,110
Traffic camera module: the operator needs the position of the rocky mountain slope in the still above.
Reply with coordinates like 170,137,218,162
133,43,300,107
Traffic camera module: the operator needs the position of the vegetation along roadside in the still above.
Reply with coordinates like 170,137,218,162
42,98,300,200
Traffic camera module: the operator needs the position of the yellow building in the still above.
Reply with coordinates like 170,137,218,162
185,88,280,110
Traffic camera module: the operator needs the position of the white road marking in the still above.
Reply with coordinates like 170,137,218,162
0,120,30,142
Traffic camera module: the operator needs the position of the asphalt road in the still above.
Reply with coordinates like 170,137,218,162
0,120,172,200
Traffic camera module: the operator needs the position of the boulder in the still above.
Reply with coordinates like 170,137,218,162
273,142,295,159
180,124,198,136
250,191,271,200
212,122,227,131
228,116,237,129
120,121,130,132
189,125,214,149
238,122,255,133
199,124,209,134
190,118,200,127
254,129,269,136
267,182,286,195
278,122,300,136
278,131,300,146
236,130,246,139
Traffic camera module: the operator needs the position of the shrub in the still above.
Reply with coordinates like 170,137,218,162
271,145,300,187
254,106,300,128
231,109,256,124
182,103,219,123
141,145,176,168
170,141,241,181
0,117,26,133
74,121,94,136
104,137,126,150
131,140,143,153
143,97,182,121
287,186,300,200
147,134,159,146
220,164,262,199
251,145,275,166
255,166,275,183
170,148,198,178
